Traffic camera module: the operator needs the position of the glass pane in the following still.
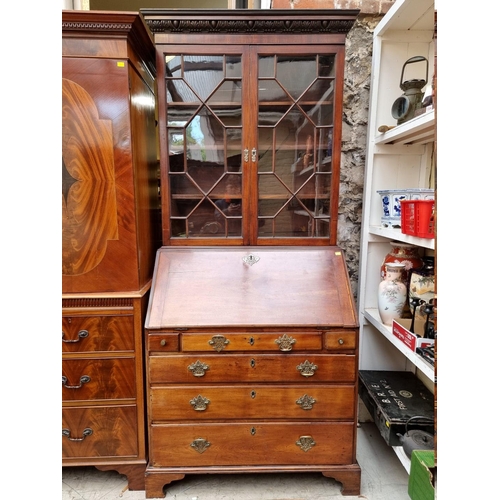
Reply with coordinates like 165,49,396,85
257,53,335,239
276,55,316,100
165,54,243,240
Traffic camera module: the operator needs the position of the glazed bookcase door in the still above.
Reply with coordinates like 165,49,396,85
158,44,344,246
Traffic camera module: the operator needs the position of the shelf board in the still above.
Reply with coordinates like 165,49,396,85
363,308,435,382
369,226,435,250
392,445,412,474
375,110,435,146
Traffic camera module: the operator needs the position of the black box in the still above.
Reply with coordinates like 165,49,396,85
358,370,434,446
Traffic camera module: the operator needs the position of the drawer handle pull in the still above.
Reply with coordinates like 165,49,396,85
62,375,91,389
208,334,229,352
275,333,296,351
188,360,210,377
190,394,210,411
296,435,316,452
160,339,167,346
338,338,344,345
296,394,316,410
62,329,89,343
190,438,210,454
296,360,318,377
62,428,93,442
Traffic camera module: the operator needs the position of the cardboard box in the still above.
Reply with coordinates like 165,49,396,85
393,318,435,352
408,450,435,500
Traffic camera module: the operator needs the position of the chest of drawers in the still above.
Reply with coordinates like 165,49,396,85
62,288,149,490
144,247,361,497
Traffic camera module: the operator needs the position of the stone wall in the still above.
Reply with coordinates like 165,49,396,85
272,0,390,302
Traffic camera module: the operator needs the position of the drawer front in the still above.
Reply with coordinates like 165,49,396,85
324,330,357,351
147,333,180,352
150,384,355,421
181,332,322,352
62,405,138,458
62,358,136,401
150,422,355,467
62,315,134,353
149,354,356,384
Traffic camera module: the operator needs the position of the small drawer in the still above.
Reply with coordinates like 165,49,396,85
181,331,322,352
324,330,357,351
150,384,356,421
150,421,355,467
62,405,138,459
62,358,136,401
149,354,356,384
147,333,179,352
62,315,134,353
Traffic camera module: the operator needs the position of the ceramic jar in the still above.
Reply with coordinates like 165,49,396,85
380,241,424,286
378,263,407,326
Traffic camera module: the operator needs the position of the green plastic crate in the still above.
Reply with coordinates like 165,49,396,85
408,450,435,500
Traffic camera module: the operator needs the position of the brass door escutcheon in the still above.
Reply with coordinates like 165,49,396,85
190,394,210,411
190,438,211,454
296,360,318,377
242,253,260,266
296,394,316,410
296,435,316,452
188,360,210,377
275,333,296,351
208,334,229,352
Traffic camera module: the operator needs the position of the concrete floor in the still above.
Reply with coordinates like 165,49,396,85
62,422,411,500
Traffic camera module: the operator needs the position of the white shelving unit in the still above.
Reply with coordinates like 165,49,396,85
357,0,436,470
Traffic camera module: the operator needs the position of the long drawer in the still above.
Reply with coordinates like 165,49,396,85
181,331,323,352
150,421,355,467
62,405,139,459
150,384,355,421
62,315,135,353
149,354,356,384
62,358,136,401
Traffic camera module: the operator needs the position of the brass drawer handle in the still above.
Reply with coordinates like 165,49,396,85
208,334,229,352
190,394,210,411
296,360,318,377
275,333,296,352
296,435,316,452
62,375,90,389
296,394,316,410
190,438,210,454
160,339,167,346
62,329,89,343
338,338,344,345
62,428,93,442
188,360,210,377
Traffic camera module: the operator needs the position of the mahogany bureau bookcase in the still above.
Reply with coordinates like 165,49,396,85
62,11,160,490
141,9,361,497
